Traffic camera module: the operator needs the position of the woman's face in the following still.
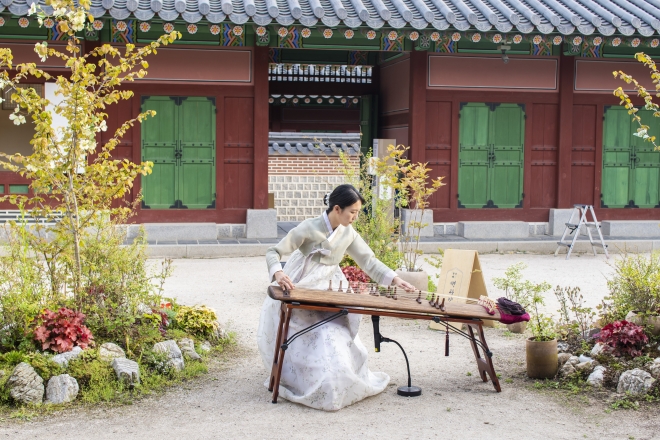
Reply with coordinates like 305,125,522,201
334,201,362,226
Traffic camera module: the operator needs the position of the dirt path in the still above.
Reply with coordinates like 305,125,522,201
2,254,658,439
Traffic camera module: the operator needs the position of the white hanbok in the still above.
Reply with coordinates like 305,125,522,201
257,243,390,411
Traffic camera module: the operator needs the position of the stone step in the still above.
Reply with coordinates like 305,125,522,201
457,221,529,239
601,220,660,238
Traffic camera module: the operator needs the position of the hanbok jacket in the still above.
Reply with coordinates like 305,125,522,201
266,214,396,286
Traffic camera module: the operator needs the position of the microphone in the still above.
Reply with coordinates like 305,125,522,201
371,315,381,352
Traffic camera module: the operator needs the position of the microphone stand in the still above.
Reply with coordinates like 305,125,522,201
371,316,422,397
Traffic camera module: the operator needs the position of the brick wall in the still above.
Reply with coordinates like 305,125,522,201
267,156,360,221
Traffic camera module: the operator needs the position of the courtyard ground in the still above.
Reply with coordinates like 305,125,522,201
1,253,658,439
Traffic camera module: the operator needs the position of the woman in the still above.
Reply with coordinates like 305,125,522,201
257,184,414,411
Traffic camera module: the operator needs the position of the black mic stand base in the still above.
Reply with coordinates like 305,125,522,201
397,385,422,397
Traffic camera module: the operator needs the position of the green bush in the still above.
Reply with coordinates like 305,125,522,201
26,353,62,381
175,305,219,340
600,253,660,322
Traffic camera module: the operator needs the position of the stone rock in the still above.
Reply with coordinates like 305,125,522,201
45,374,79,404
576,362,595,374
587,366,606,387
199,341,212,352
213,325,228,341
52,346,83,368
178,338,201,361
557,353,572,367
111,358,140,385
99,343,126,363
559,361,576,377
617,369,656,395
567,355,580,365
648,358,660,379
153,340,185,371
578,355,594,364
557,342,570,353
6,362,44,404
591,343,608,357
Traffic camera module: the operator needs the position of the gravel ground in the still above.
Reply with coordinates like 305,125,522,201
2,253,659,439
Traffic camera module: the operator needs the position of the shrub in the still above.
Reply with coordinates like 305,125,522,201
597,320,649,358
554,286,596,342
33,308,94,353
600,253,660,322
341,266,370,284
26,353,62,381
175,306,219,340
493,263,550,310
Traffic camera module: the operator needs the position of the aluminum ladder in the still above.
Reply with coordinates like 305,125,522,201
554,204,609,260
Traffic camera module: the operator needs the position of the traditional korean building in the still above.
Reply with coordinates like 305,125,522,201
2,0,660,238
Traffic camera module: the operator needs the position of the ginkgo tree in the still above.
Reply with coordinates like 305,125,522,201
613,52,660,149
0,0,181,301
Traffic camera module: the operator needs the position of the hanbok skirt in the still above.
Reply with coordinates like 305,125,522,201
257,249,389,411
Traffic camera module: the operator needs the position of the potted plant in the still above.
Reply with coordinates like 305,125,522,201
526,289,558,379
375,145,445,290
600,253,660,335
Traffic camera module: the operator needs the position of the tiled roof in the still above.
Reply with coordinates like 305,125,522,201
4,0,660,36
269,132,361,156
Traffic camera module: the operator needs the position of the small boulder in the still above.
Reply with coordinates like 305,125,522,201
557,342,570,353
111,358,140,385
576,361,595,374
557,353,572,367
52,346,83,368
153,340,185,371
591,343,607,357
6,362,44,404
45,374,79,404
567,355,580,366
99,343,126,363
559,361,576,377
587,366,606,387
199,341,212,353
617,369,655,395
648,358,660,379
178,338,201,361
578,355,594,364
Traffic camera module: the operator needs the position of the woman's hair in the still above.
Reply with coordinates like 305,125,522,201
324,184,366,214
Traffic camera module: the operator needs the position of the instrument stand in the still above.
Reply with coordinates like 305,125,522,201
371,316,421,397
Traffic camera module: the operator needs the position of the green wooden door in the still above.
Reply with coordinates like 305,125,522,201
141,97,178,209
489,104,525,208
458,103,525,208
602,107,660,208
178,97,216,209
458,103,490,208
141,96,216,209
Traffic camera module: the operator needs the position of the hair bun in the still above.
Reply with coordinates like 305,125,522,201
323,193,330,206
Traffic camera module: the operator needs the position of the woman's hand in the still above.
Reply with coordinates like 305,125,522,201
391,276,415,292
274,270,295,291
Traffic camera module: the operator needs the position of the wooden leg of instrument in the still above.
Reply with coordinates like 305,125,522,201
271,304,293,404
268,303,286,392
467,322,502,393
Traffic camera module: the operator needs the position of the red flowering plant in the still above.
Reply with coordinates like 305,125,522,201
33,308,94,353
341,266,372,293
596,320,649,358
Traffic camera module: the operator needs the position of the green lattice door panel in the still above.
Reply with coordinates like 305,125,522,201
141,97,178,209
458,103,490,208
458,103,525,208
490,104,525,208
602,107,660,208
178,97,216,209
141,96,216,209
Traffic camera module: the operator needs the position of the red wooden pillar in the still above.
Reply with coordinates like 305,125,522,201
557,54,575,208
253,46,270,209
408,51,427,164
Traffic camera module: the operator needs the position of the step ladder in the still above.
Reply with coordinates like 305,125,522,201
554,204,609,260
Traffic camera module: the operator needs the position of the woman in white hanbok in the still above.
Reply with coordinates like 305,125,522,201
257,185,414,411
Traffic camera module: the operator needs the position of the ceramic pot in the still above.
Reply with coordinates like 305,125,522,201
625,311,660,336
506,321,527,334
395,270,429,291
526,338,558,379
